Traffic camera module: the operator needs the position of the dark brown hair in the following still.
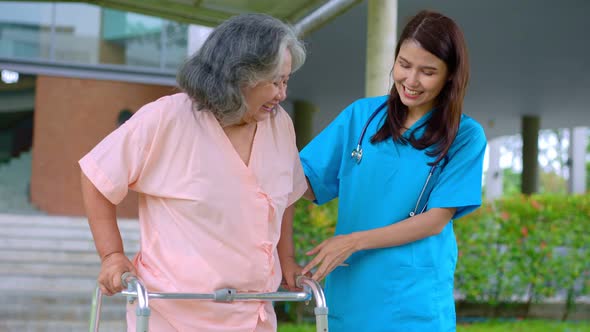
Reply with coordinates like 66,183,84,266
371,10,469,166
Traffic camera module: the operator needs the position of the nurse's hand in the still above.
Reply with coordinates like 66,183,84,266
280,256,310,291
98,252,136,296
301,234,359,281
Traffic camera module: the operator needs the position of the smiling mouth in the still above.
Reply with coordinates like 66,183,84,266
262,103,276,112
404,86,421,96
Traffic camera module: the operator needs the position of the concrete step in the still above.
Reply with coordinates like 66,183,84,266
0,261,100,277
0,238,114,252
0,213,139,330
0,216,140,251
0,214,140,232
0,293,128,321
0,225,140,241
0,237,140,253
0,152,39,213
0,249,101,264
0,275,99,294
0,320,126,332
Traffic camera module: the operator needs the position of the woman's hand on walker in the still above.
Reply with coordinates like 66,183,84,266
301,234,359,281
98,252,136,296
280,256,310,291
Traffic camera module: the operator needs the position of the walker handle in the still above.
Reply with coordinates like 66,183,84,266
296,276,329,332
121,272,150,332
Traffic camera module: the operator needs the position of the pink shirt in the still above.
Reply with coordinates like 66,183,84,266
80,93,307,331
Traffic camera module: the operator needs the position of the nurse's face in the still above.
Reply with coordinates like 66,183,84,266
241,49,291,124
393,40,449,116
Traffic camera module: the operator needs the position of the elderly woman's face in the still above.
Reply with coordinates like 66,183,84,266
241,49,292,124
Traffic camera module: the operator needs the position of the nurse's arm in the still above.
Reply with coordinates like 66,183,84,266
81,171,136,295
302,207,456,280
353,207,456,250
302,177,316,201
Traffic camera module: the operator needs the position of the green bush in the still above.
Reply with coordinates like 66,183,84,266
455,194,590,318
292,199,338,265
278,321,590,332
276,199,337,323
290,194,590,320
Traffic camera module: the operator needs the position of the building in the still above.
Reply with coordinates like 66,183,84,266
1,0,588,218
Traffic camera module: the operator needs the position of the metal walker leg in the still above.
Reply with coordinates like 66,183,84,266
297,276,328,332
89,272,150,332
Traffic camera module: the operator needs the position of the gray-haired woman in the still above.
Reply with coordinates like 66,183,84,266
80,13,307,331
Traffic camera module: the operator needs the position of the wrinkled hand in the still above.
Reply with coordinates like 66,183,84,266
301,234,358,281
98,252,136,296
280,256,310,291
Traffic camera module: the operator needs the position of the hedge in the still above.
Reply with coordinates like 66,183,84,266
455,194,590,318
292,194,590,319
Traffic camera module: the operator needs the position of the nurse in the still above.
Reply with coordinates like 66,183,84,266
281,10,486,331
80,14,307,332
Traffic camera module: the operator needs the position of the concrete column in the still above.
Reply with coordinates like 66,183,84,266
568,127,588,194
521,115,540,195
293,100,318,150
485,137,503,200
365,0,398,97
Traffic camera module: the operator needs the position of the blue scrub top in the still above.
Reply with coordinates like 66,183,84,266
300,96,487,332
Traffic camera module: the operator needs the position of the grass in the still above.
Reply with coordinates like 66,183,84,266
456,320,590,332
277,320,590,332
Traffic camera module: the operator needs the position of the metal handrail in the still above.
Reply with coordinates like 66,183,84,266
89,274,328,332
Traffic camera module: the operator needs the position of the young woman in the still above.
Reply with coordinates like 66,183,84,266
281,10,487,331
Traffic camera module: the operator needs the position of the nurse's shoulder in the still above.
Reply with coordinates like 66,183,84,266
457,114,486,142
341,95,389,123
450,114,487,156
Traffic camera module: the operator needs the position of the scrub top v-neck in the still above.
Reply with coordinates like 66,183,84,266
300,95,486,332
80,93,307,332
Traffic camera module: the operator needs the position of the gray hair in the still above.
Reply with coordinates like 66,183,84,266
177,13,306,126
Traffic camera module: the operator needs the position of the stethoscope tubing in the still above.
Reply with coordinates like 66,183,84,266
349,100,441,217
409,165,437,217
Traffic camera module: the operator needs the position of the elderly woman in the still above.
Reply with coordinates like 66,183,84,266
79,14,306,331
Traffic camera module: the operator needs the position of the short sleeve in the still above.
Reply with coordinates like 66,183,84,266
282,110,308,206
300,104,354,205
427,117,487,219
79,99,164,205
288,159,307,206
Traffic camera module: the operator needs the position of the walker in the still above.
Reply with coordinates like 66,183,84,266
89,273,328,332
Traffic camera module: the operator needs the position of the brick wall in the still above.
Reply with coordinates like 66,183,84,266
30,76,176,217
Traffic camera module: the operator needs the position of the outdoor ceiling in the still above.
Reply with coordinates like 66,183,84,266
17,0,333,26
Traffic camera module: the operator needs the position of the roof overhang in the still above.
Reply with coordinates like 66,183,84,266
7,0,362,37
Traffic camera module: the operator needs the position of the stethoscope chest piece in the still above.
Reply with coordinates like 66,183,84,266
350,101,388,166
351,145,363,164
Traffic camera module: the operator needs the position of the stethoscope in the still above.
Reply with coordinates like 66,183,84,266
350,102,387,164
349,101,440,217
